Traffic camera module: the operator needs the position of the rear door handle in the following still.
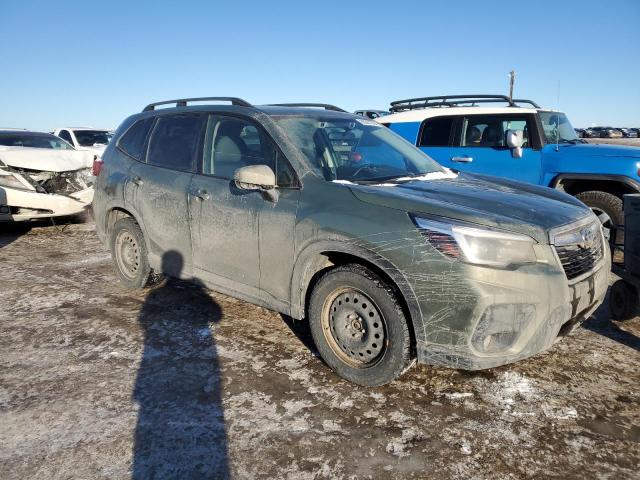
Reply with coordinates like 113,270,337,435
131,175,144,186
192,189,210,201
451,156,473,163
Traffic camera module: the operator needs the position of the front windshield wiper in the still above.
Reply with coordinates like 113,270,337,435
355,173,422,184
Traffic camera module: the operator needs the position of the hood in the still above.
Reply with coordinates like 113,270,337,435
0,147,93,172
348,173,593,243
549,142,640,159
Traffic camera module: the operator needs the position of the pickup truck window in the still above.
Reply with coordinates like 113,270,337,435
146,114,207,172
459,115,530,148
418,116,454,147
58,129,74,145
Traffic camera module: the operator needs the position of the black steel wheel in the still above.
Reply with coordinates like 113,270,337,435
110,217,152,289
308,264,413,386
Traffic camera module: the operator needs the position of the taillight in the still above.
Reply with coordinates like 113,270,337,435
92,155,103,176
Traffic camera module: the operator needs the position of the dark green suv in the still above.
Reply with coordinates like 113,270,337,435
93,97,610,386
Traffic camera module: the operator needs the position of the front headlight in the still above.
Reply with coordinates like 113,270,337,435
413,215,538,268
0,173,31,190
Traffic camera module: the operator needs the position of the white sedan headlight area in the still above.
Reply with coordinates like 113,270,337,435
413,216,538,268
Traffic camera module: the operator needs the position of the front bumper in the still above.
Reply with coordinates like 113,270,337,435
414,245,610,370
0,186,94,221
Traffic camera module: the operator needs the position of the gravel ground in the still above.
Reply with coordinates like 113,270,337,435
584,138,640,147
1,221,639,479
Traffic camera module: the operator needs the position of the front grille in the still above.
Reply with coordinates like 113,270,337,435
553,221,604,280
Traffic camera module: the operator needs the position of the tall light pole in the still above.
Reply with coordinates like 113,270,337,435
508,70,516,101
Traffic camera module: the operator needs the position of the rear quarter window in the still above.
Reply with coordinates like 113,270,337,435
117,117,154,160
418,116,455,147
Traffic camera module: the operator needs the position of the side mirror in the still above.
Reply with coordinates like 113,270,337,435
234,165,278,202
506,130,524,159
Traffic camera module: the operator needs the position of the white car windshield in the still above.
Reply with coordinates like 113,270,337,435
273,115,444,182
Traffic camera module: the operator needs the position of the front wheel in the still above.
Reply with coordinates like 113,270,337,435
610,279,639,321
308,264,413,386
575,191,623,245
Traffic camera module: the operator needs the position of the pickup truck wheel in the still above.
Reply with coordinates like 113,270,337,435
110,217,152,289
308,264,413,386
575,191,623,244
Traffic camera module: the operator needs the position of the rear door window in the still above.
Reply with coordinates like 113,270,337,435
118,117,155,160
146,114,207,171
459,115,531,148
418,116,455,146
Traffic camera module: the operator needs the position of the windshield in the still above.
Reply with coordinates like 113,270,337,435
539,111,579,144
73,130,112,146
272,115,444,182
0,133,75,150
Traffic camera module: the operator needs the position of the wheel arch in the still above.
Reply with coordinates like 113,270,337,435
290,240,424,349
104,203,157,269
551,174,640,198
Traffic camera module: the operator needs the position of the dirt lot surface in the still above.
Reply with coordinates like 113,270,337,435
584,138,640,147
1,222,639,479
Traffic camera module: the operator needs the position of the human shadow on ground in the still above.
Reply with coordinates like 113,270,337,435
132,250,230,479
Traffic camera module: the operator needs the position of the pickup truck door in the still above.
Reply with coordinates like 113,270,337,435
188,114,300,307
419,114,542,185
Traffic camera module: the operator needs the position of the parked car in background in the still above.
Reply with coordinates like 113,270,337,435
574,128,585,138
53,127,113,155
354,110,390,120
582,128,600,138
93,97,609,386
0,130,94,221
379,94,640,242
589,126,623,138
618,128,638,138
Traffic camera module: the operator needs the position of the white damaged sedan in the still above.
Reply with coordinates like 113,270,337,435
0,130,94,221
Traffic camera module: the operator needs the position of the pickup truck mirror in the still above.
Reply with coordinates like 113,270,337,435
506,130,524,159
234,164,279,202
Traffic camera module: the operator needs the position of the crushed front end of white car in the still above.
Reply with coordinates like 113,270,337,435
0,147,94,221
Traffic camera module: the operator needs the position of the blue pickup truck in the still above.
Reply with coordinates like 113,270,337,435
380,95,640,239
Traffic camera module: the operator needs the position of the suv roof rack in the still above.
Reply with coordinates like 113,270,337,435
267,103,347,112
143,97,252,112
389,95,540,112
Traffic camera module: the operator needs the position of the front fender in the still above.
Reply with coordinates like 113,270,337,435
289,239,425,346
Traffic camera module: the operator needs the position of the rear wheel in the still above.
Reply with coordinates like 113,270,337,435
575,191,623,245
110,217,152,289
308,264,413,386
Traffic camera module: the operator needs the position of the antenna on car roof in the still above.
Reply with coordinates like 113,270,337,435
508,70,516,102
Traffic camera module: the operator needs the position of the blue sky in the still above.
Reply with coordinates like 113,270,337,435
1,0,638,130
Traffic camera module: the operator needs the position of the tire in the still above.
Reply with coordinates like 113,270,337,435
308,264,413,386
610,279,639,321
575,191,623,245
109,217,152,289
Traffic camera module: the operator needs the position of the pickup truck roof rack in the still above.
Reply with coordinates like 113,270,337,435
267,103,347,112
143,97,252,112
390,95,540,112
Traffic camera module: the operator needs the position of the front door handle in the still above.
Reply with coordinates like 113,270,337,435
451,156,473,163
192,189,210,201
131,175,144,186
